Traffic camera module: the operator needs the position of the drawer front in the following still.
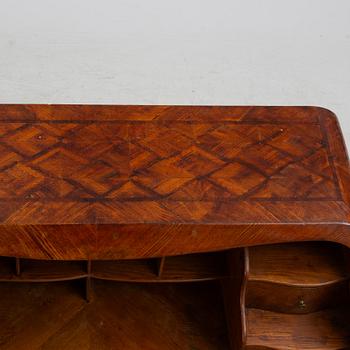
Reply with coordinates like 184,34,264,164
246,280,349,314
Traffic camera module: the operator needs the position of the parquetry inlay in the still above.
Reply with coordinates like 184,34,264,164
0,121,339,202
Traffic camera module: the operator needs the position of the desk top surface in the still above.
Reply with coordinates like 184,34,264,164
0,105,349,226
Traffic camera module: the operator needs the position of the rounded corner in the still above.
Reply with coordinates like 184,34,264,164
312,106,339,122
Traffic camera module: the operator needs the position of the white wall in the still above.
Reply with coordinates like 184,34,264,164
0,0,350,147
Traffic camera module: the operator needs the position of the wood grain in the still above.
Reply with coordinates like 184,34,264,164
244,242,350,349
0,105,350,260
4,259,87,282
0,252,227,283
246,280,350,314
92,252,228,282
0,280,229,350
221,248,248,349
246,307,350,349
1,105,350,349
0,242,348,349
247,242,349,286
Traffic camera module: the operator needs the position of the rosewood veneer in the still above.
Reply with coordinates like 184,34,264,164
0,105,349,349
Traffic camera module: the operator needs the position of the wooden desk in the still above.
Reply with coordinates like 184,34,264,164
0,105,349,349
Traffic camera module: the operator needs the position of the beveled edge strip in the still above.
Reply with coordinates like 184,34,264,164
0,223,349,260
0,104,324,123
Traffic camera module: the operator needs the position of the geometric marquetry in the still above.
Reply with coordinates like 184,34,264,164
0,105,350,350
0,105,349,260
3,121,332,201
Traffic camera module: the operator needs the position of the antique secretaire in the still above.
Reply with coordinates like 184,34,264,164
0,105,349,349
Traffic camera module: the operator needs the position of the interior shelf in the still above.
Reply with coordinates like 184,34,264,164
247,242,349,286
158,252,228,281
92,252,228,282
0,251,228,284
0,241,349,349
0,258,87,282
19,260,87,282
0,257,14,280
92,258,159,282
245,307,350,350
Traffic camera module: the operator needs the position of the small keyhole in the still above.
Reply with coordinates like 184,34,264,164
298,299,306,309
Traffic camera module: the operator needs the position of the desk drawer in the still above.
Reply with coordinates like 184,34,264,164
243,242,350,349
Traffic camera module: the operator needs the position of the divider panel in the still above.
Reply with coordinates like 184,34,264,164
221,248,248,350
